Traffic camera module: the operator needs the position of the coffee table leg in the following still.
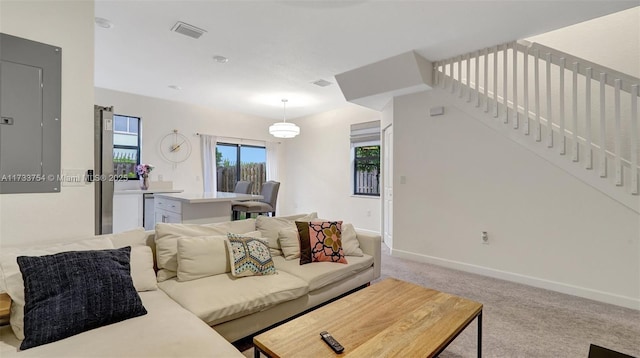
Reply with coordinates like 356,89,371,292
477,311,483,358
254,347,260,358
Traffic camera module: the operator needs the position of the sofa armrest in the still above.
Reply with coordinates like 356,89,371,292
355,230,381,280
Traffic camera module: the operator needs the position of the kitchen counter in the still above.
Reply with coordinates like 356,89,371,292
153,192,263,224
154,192,262,203
114,189,183,195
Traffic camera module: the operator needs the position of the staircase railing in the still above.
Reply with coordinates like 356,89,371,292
434,40,640,200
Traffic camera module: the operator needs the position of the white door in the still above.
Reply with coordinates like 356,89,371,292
383,125,393,249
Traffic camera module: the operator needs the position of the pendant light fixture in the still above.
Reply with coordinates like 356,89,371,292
269,99,300,138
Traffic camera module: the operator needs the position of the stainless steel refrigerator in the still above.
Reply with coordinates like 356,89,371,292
94,105,114,235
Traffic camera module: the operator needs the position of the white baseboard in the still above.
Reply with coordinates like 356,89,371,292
390,248,640,310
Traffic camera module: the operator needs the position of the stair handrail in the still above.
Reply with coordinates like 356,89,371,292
517,39,640,95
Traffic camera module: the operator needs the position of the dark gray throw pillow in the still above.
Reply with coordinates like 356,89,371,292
17,246,147,350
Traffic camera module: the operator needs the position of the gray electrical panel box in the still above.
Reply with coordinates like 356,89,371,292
0,33,61,193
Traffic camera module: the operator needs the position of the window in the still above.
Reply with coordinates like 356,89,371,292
351,121,381,196
113,115,140,179
216,143,266,194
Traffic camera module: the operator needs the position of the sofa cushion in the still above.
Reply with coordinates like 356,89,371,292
18,247,147,350
0,290,243,357
341,223,364,257
278,228,300,260
154,219,256,281
176,231,262,282
157,271,309,326
177,235,228,281
256,213,317,256
130,246,158,291
226,233,276,277
0,236,115,340
272,254,374,291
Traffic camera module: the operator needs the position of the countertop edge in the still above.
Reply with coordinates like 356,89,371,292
114,189,184,195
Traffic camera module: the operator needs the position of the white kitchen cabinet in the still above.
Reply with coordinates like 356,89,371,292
154,196,231,224
113,194,143,233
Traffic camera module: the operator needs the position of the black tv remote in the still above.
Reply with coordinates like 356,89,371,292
320,331,344,354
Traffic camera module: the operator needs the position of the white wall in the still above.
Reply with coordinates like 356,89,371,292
282,105,382,232
392,89,640,308
527,6,640,78
95,88,285,198
0,1,95,246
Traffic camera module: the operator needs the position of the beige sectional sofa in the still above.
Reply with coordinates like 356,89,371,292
0,213,381,357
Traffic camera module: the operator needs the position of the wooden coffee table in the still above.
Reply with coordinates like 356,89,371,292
253,278,483,357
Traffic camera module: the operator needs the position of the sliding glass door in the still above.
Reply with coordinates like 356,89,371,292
216,143,266,194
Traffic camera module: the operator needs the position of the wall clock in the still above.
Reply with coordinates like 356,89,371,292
160,129,192,165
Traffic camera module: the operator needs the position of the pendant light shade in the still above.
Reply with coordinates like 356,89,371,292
269,99,300,138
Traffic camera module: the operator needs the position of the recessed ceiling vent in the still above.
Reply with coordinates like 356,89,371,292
171,21,207,39
312,79,333,87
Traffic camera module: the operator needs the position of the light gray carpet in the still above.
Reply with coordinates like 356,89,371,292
243,244,640,357
376,244,640,357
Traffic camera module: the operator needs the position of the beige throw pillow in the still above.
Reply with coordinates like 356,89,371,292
278,228,301,260
129,246,158,291
341,223,364,257
177,235,229,281
154,219,257,281
176,231,263,282
256,213,317,256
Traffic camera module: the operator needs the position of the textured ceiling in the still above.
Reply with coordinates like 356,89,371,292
94,1,637,120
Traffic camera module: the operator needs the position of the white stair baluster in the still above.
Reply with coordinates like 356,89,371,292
599,73,607,178
493,46,499,117
458,56,463,97
631,84,639,194
559,57,566,155
467,53,472,102
451,58,457,94
614,79,622,186
503,44,508,123
572,62,579,162
448,59,454,92
513,44,519,129
484,48,489,112
476,51,480,108
523,46,530,135
585,68,593,169
546,53,553,148
534,49,541,142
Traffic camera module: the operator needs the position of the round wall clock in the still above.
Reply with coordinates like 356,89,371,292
160,129,192,164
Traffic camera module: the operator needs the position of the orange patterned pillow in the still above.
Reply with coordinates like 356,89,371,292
307,221,348,264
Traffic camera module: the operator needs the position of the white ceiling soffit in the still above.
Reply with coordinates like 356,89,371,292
336,51,433,111
94,1,638,120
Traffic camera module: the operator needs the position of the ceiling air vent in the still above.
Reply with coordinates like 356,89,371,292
312,79,333,87
171,21,207,39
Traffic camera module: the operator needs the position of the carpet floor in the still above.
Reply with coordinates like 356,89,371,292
242,243,640,357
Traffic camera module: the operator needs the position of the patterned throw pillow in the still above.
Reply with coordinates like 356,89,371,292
225,233,276,277
296,221,348,265
295,221,313,265
17,247,148,350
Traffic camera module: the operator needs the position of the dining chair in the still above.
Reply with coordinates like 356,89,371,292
233,180,252,194
232,181,280,220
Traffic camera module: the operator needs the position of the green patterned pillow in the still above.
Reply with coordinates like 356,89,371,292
225,233,276,277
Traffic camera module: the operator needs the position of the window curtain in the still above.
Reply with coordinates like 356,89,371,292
200,134,217,193
265,141,278,181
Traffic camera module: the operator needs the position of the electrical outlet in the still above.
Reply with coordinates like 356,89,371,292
158,174,164,181
366,210,371,217
481,231,489,244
